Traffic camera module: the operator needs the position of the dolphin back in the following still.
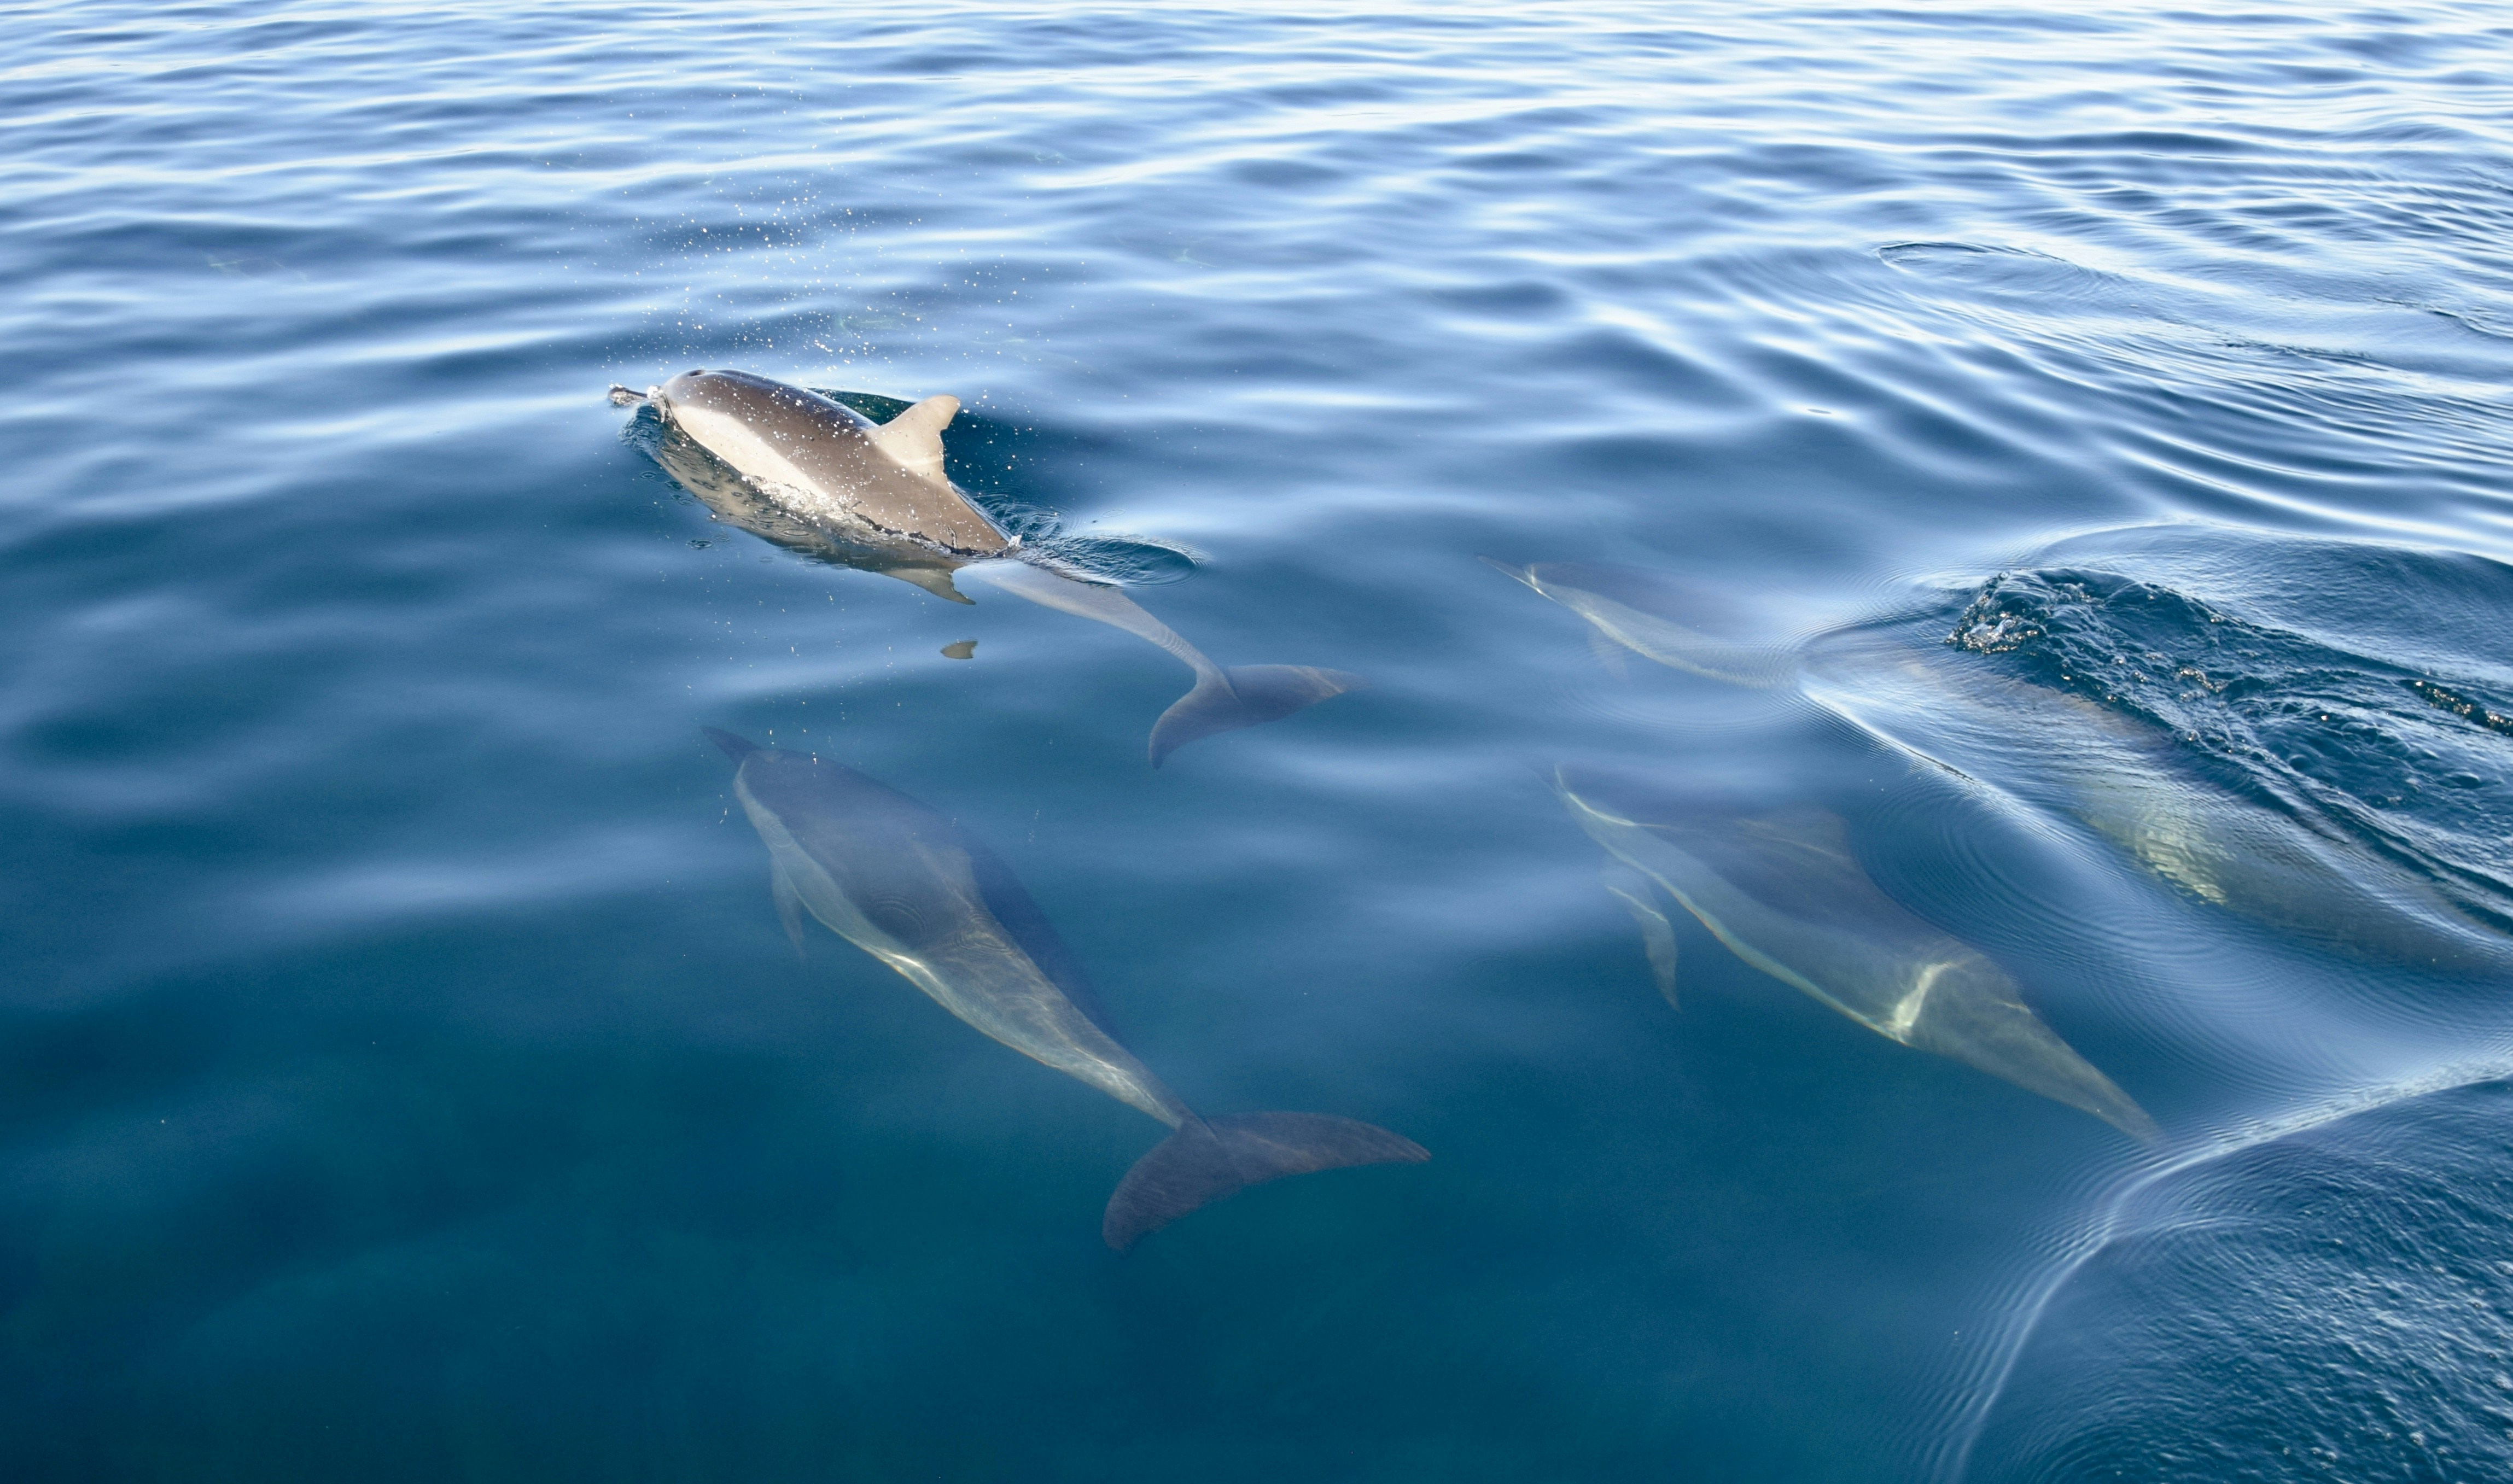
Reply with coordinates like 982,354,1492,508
655,369,1010,556
1103,1112,1429,1253
954,808,1125,1038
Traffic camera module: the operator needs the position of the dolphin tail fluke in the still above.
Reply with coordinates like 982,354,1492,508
1148,665,1367,766
1103,1112,1428,1253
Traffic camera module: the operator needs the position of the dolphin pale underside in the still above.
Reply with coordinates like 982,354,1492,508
621,371,1363,763
1560,772,2159,1142
707,728,1426,1248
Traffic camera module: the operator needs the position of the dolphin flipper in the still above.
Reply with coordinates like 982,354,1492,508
1587,626,1632,680
1149,664,1368,767
1104,1112,1430,1253
771,861,808,963
890,564,976,604
1599,861,1680,1010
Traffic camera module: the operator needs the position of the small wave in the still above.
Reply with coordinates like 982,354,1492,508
1876,242,2119,303
2406,677,2513,735
1962,1073,2513,1482
1942,561,2513,932
1019,530,1199,586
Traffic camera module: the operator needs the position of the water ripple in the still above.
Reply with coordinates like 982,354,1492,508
9,2,2513,1479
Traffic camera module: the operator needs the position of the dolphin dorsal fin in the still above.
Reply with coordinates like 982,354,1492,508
868,394,959,486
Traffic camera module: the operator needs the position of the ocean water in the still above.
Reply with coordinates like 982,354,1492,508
7,2,2513,1479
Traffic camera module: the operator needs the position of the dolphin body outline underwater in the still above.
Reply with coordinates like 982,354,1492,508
1559,769,2160,1142
615,370,1363,764
1489,559,2513,977
705,728,1428,1250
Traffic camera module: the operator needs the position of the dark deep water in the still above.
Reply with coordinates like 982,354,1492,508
8,2,2513,1479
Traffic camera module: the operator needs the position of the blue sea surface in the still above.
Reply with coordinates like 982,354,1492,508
7,2,2513,1479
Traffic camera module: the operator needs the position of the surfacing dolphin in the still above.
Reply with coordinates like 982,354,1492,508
616,370,1363,764
1494,560,2513,975
1559,770,2159,1142
705,728,1428,1249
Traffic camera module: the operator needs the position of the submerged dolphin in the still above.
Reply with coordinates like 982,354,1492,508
1482,559,1793,688
616,371,1363,763
1495,560,2513,974
1560,771,2159,1141
1799,624,2513,975
706,728,1427,1249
